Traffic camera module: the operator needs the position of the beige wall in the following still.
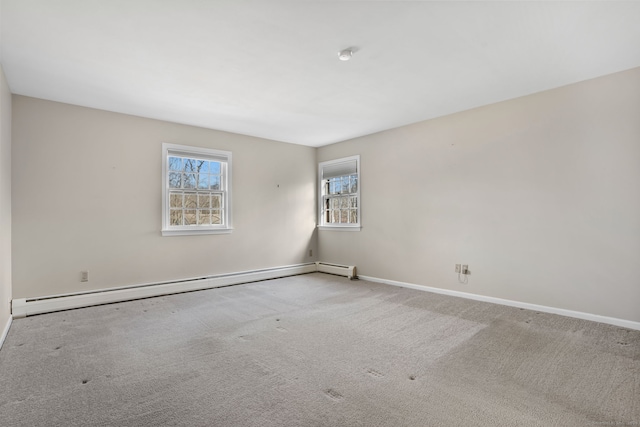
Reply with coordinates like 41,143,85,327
0,66,12,332
318,67,640,323
11,96,317,299
8,68,640,323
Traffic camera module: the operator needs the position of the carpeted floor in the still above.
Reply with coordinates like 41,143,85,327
0,273,638,426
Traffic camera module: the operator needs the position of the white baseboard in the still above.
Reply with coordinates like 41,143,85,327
12,263,317,318
13,264,638,332
358,275,640,331
0,315,12,351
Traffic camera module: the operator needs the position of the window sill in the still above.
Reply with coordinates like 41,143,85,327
162,227,233,236
317,225,361,232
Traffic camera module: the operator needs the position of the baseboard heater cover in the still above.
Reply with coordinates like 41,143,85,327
12,263,318,318
315,262,357,279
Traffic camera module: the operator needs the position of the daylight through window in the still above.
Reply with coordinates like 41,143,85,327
318,155,360,230
162,144,232,236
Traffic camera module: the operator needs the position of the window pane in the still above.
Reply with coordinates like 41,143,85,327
184,210,197,225
184,158,197,172
195,160,207,173
330,197,339,209
169,157,183,171
350,209,358,223
349,196,357,208
340,196,349,209
342,176,350,193
211,195,221,208
169,172,181,189
197,210,211,225
170,193,183,208
170,209,183,225
340,210,348,223
184,194,197,209
210,175,220,190
330,179,340,194
198,194,210,208
350,176,358,193
197,174,209,189
210,162,221,174
211,210,222,224
331,210,340,223
183,173,196,189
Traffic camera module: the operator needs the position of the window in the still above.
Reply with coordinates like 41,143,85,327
318,155,360,230
162,143,232,236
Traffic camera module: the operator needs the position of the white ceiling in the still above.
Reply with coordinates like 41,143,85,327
2,1,639,147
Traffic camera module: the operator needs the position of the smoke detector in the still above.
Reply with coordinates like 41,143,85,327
338,49,353,61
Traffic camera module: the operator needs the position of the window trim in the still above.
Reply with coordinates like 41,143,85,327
318,155,361,231
161,143,233,236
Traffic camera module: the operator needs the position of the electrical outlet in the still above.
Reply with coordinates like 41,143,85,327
461,265,469,275
81,271,89,282
455,264,461,273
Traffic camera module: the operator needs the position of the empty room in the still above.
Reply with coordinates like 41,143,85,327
0,1,639,426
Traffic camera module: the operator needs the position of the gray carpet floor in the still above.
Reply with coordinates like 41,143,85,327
0,273,638,426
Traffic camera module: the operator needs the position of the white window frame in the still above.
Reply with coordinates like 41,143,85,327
162,143,232,236
318,155,361,231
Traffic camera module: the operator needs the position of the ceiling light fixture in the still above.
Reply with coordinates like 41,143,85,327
338,49,353,61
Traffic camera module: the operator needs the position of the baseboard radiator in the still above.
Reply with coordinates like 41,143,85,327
315,262,357,280
11,263,320,318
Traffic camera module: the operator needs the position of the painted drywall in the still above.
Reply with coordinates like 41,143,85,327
0,65,12,336
11,96,317,299
318,67,640,323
